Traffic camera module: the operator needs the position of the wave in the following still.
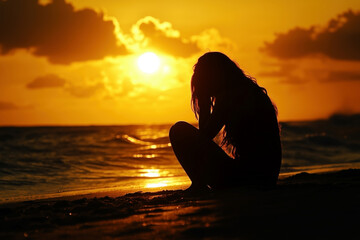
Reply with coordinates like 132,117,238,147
328,113,360,125
106,134,172,150
110,134,153,145
305,133,343,146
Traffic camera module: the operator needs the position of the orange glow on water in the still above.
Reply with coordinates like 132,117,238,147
140,169,161,177
133,154,156,158
138,168,190,189
141,143,172,150
143,176,191,189
116,134,150,145
145,181,168,188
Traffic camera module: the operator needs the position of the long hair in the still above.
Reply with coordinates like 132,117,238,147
191,52,278,157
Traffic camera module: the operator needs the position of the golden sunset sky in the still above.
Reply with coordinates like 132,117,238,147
1,0,360,125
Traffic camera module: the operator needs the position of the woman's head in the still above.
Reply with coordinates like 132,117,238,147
191,52,259,117
190,52,278,157
191,52,242,96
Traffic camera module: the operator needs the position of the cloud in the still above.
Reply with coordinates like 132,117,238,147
27,74,66,89
0,0,128,64
22,60,138,99
0,101,18,110
323,70,360,82
258,62,308,84
130,17,235,57
65,82,105,98
259,57,360,85
262,10,360,61
0,0,234,63
131,16,200,57
191,28,237,52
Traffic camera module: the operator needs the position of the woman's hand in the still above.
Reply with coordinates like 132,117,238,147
198,95,211,130
199,93,227,139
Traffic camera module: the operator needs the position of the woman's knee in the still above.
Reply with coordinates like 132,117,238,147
169,121,195,141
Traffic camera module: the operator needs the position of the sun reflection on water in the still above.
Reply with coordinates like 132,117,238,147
145,181,168,188
140,143,171,150
139,169,178,189
133,154,157,158
140,169,161,177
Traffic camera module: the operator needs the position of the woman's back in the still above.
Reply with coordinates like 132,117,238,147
223,84,282,185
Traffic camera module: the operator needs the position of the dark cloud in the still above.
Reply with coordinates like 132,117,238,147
27,74,66,89
323,70,360,82
0,101,18,110
259,61,360,84
134,17,200,57
258,63,306,84
0,0,128,64
262,10,360,61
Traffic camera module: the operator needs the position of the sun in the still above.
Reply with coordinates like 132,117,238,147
137,52,161,74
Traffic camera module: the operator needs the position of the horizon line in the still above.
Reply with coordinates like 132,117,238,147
1,113,359,127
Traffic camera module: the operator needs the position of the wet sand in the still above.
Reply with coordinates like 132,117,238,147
1,169,360,240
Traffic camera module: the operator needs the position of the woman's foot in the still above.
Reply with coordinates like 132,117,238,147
184,183,212,195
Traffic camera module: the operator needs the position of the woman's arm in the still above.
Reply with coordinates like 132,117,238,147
198,95,211,131
199,94,227,139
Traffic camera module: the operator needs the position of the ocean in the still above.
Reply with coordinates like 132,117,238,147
1,114,360,203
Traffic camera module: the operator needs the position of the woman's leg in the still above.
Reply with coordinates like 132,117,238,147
169,121,233,189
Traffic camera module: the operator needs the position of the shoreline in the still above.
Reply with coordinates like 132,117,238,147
2,163,359,205
1,168,360,239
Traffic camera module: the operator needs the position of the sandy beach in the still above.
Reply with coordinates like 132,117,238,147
1,168,359,240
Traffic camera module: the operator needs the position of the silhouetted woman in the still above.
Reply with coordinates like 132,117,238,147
169,52,281,191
